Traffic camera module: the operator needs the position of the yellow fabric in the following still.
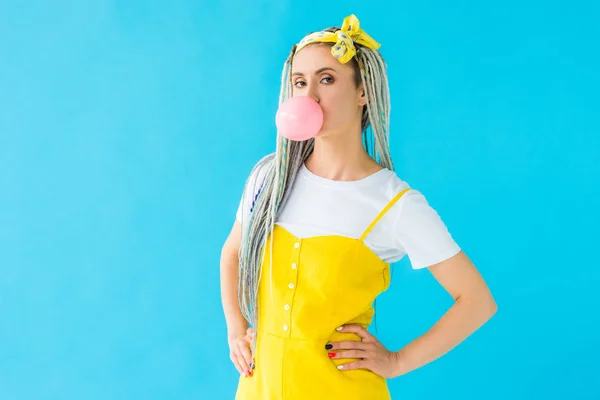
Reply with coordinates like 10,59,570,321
235,188,411,399
360,188,411,241
294,14,381,64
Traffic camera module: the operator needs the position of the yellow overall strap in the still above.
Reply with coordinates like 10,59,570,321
359,187,411,241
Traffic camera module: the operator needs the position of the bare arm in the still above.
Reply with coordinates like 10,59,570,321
393,250,497,376
220,220,248,342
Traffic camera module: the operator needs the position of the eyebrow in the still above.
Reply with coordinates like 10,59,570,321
292,67,337,77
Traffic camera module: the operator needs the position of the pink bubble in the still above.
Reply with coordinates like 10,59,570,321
275,96,324,141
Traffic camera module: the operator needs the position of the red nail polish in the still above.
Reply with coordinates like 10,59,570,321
247,370,252,376
328,352,336,358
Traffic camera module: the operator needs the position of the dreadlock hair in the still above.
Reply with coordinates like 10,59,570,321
237,26,395,355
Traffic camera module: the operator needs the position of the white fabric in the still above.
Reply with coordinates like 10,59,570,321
236,159,461,269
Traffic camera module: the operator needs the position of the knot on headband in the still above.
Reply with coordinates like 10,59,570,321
294,14,381,64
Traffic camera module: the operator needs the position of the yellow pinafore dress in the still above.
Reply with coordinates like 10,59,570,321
235,188,411,400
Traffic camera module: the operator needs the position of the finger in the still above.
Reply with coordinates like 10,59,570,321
235,351,252,376
329,350,367,360
328,340,368,351
236,343,253,375
230,352,246,376
336,324,373,341
336,360,368,371
238,339,254,369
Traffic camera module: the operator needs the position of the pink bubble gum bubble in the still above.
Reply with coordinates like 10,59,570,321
275,96,324,141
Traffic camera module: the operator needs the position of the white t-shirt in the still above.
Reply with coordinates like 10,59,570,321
236,157,461,269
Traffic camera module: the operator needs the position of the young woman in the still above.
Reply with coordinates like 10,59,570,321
220,14,497,399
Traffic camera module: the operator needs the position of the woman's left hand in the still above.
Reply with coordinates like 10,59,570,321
327,324,400,379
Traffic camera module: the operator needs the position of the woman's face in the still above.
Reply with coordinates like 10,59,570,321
291,44,366,137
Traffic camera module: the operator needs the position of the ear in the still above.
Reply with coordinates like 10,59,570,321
358,85,368,106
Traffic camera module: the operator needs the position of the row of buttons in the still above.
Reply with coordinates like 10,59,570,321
283,242,301,332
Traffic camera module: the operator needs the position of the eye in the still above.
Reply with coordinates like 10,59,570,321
321,76,334,84
294,80,306,88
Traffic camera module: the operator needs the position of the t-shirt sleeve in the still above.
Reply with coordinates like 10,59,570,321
235,156,272,224
392,190,461,269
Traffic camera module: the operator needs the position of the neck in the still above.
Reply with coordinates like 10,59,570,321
304,126,382,181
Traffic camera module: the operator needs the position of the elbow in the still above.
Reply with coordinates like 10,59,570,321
488,298,498,319
479,286,498,319
459,291,498,320
482,291,498,321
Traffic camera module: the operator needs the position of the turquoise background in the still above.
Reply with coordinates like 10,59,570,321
1,0,598,399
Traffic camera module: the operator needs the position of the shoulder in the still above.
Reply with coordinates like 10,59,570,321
248,152,276,179
236,153,276,222
242,152,276,189
374,170,440,225
381,173,461,269
376,169,414,203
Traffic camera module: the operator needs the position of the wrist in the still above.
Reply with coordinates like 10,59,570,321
227,325,248,343
392,350,408,378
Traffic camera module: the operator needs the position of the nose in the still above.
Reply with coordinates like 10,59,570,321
306,83,320,104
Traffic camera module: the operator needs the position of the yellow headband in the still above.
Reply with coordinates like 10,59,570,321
294,14,381,64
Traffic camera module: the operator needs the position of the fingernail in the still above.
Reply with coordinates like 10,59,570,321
250,363,255,370
336,326,343,331
325,343,333,350
328,352,336,358
247,370,252,376
337,365,344,369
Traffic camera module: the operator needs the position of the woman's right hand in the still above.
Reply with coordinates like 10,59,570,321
228,327,255,377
